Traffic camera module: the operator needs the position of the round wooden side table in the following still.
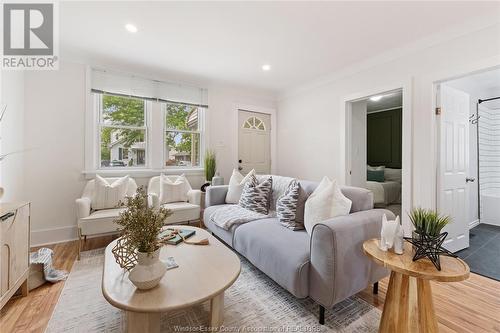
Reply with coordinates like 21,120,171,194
363,238,469,333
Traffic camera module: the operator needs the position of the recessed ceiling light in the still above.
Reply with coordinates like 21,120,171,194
125,24,138,33
262,64,271,71
370,95,383,102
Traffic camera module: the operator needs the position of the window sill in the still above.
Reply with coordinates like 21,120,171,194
82,168,204,180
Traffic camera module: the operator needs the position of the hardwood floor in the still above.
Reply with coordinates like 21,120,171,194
1,236,499,333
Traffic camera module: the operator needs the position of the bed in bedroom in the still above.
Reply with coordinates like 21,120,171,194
365,166,402,209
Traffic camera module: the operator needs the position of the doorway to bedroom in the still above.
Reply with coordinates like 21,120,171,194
346,89,403,218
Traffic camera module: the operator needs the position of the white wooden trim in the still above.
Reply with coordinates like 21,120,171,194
342,79,413,236
232,103,277,175
429,57,500,213
469,219,480,229
31,225,79,247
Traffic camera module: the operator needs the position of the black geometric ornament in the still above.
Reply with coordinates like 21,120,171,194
404,232,457,271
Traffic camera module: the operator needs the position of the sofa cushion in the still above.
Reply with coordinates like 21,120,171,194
233,218,310,298
203,205,240,247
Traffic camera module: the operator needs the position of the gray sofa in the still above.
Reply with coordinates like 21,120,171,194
204,178,394,324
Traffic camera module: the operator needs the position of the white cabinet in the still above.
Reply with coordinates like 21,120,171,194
0,202,30,309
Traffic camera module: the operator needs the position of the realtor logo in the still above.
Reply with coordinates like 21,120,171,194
2,2,59,70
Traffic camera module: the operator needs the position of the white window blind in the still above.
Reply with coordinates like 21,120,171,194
91,68,208,108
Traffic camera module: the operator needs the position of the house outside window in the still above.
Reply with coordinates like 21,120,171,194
98,95,148,168
89,68,208,173
164,103,203,168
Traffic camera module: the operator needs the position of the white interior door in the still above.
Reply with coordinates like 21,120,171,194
438,85,470,252
238,110,271,174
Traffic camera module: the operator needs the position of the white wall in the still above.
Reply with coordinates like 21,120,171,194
277,23,500,228
348,100,367,188
21,61,276,245
0,71,25,203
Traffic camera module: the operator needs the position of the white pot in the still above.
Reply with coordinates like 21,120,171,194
129,248,167,290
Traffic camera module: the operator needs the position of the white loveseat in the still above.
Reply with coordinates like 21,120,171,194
147,176,202,225
75,177,138,259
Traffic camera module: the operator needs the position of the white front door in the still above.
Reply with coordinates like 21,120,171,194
437,85,470,252
238,110,271,174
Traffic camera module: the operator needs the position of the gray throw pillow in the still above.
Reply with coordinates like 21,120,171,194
239,175,273,214
277,180,302,230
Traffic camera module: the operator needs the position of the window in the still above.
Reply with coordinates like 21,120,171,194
164,103,203,168
89,68,208,172
98,95,148,168
243,116,266,130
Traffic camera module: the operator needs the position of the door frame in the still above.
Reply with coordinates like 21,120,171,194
343,79,413,235
232,103,277,174
433,63,500,230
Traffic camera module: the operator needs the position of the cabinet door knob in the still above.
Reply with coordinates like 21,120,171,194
466,177,475,183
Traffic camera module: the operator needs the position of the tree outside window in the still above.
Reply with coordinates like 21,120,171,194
165,103,201,167
99,95,147,167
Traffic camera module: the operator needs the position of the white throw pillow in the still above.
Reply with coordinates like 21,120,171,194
367,165,385,171
92,175,130,210
304,177,352,235
159,174,192,204
225,169,256,204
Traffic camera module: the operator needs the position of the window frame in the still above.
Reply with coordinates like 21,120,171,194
162,102,206,170
95,93,150,170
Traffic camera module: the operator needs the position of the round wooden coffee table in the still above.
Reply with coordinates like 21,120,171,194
363,238,469,333
102,226,241,333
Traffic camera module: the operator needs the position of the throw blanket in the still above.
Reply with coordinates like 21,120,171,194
210,205,268,230
30,248,68,283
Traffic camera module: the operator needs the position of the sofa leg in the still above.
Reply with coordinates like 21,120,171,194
373,282,379,295
319,305,325,325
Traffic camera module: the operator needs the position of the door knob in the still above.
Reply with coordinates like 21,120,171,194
238,159,242,163
466,177,475,183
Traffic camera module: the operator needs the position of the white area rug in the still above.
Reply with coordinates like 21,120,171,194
46,248,380,333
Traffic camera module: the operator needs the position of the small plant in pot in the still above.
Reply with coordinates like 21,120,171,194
407,207,455,270
115,186,171,290
201,150,216,192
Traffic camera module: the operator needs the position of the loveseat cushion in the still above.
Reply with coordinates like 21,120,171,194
162,202,200,224
79,208,127,235
233,218,310,298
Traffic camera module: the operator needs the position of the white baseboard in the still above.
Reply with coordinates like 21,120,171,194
468,219,480,229
31,225,78,247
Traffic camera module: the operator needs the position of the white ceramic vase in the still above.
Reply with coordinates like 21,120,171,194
129,248,167,290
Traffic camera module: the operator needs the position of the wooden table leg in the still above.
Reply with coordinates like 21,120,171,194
379,271,407,332
417,279,439,333
127,311,160,333
210,292,224,328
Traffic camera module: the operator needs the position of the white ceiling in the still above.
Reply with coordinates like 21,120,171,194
60,1,500,93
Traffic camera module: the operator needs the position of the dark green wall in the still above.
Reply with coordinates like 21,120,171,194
367,109,402,168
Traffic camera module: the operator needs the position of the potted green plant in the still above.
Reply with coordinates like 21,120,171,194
201,150,216,192
115,186,171,289
408,207,451,238
407,207,453,270
204,149,216,183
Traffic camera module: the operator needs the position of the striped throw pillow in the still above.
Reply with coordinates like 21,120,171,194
277,180,301,230
239,175,273,215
